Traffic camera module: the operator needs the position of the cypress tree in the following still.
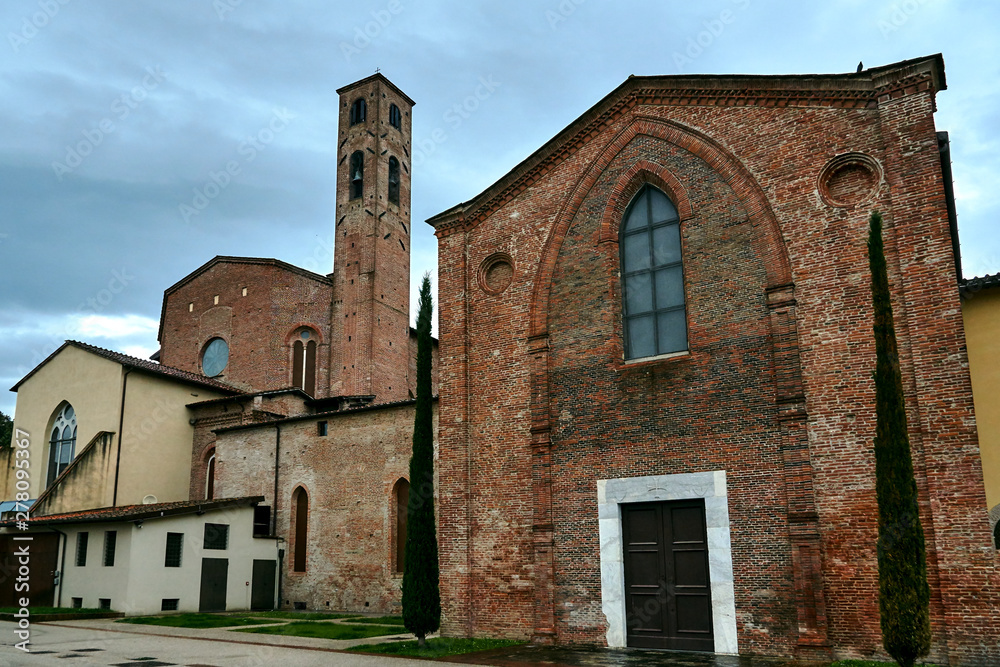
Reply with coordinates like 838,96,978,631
867,210,931,667
402,273,440,646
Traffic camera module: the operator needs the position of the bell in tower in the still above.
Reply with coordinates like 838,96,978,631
329,74,415,404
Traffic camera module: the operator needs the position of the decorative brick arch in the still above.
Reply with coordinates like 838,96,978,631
597,159,694,244
524,114,824,647
283,323,324,346
528,114,793,339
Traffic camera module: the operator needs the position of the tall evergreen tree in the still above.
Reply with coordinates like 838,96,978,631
0,410,12,449
402,273,440,646
867,210,931,667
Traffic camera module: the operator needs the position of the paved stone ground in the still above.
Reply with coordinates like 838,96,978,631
1,619,835,666
0,620,462,666
449,645,827,667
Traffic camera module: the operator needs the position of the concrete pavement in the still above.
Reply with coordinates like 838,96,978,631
0,619,481,666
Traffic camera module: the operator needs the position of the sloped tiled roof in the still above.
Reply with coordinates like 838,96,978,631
10,341,240,394
186,387,311,408
7,496,263,525
961,272,1000,294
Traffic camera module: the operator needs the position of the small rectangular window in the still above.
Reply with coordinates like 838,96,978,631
317,421,328,436
165,532,183,567
204,523,229,550
161,598,179,611
188,302,194,312
253,506,271,537
241,287,248,297
75,532,88,567
99,598,111,610
103,531,117,567
71,597,83,609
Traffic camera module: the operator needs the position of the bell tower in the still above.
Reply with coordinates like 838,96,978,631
330,74,414,403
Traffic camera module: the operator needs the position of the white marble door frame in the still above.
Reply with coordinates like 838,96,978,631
597,470,739,654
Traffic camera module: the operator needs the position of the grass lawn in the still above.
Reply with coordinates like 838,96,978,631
349,637,527,658
348,615,404,626
117,613,277,629
245,611,360,621
234,622,405,640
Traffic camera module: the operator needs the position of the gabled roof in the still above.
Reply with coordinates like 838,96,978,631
10,340,240,394
157,256,333,343
7,496,263,525
427,54,946,235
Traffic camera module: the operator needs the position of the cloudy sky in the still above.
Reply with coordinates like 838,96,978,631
1,0,997,417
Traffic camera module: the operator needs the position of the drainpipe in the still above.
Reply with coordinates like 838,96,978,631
272,423,282,609
277,547,284,610
47,526,68,608
112,367,132,507
272,423,280,535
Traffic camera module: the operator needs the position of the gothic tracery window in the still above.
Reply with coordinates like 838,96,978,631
47,403,77,487
292,329,317,396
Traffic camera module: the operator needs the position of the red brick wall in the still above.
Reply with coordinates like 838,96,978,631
433,60,1000,663
330,76,413,404
159,260,333,396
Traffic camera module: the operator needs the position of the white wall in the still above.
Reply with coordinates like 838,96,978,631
59,522,132,610
58,505,279,615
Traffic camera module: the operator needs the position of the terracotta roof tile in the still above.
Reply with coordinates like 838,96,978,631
10,341,240,393
9,496,264,525
961,272,1000,294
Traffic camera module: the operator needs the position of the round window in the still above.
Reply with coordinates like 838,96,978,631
201,338,229,377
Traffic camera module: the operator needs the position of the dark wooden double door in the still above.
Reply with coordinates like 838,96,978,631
199,558,276,612
623,499,713,651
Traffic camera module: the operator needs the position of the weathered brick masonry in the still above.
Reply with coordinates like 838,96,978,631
213,400,438,613
158,257,334,395
429,55,1000,664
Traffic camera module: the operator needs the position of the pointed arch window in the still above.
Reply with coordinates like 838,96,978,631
205,450,216,500
350,98,366,125
388,156,400,206
47,403,77,487
292,329,317,396
291,487,309,572
393,478,409,573
621,185,687,359
350,151,364,200
389,103,402,130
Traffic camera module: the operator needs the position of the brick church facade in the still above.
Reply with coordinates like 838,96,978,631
429,55,1000,663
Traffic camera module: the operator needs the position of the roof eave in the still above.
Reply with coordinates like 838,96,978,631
426,54,946,232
